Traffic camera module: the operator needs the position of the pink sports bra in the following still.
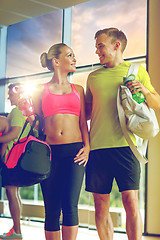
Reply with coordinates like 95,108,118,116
42,83,81,118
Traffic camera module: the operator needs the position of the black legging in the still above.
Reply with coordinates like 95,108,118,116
41,142,85,231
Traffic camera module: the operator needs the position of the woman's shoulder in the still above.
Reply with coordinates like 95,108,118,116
35,83,45,93
32,83,45,101
72,84,84,92
72,84,85,100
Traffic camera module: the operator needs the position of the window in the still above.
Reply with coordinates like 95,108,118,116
6,10,62,78
2,0,148,233
72,0,147,66
71,0,147,230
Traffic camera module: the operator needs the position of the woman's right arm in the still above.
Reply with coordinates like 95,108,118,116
29,85,44,130
18,84,44,127
31,84,44,116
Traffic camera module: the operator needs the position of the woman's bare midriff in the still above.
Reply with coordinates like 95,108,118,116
43,114,82,145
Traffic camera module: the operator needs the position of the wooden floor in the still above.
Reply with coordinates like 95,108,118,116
0,217,159,240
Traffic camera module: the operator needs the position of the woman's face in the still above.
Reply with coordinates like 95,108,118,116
56,46,76,73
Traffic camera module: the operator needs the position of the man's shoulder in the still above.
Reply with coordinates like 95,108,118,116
119,61,131,69
8,107,17,117
89,61,131,74
88,66,104,78
10,106,22,115
9,107,25,121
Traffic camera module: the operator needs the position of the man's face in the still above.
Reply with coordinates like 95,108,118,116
8,89,19,106
95,33,116,66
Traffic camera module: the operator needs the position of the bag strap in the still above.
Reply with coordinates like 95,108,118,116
17,114,40,142
117,63,148,164
117,87,148,164
127,63,139,78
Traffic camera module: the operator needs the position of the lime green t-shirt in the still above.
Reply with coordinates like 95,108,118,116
86,61,154,150
5,106,31,158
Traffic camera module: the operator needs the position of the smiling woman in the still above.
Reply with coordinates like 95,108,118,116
18,42,90,240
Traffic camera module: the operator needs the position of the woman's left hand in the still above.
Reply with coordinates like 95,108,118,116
74,146,90,167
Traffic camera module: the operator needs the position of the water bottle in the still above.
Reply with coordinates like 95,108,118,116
123,74,145,104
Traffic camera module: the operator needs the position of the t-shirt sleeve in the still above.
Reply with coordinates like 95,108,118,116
8,107,25,128
137,65,154,92
85,74,93,103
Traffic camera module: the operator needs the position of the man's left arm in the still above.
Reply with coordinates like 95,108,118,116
126,65,160,111
127,80,160,110
143,89,160,110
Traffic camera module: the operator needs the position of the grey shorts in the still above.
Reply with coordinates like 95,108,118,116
85,147,141,194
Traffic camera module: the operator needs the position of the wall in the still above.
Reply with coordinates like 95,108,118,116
146,0,160,235
0,26,7,113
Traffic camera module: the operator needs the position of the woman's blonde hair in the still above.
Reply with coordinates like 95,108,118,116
40,43,67,71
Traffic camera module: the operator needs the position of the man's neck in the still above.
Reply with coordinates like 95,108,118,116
105,54,124,68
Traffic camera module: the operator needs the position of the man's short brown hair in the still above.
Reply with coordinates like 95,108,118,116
95,27,127,53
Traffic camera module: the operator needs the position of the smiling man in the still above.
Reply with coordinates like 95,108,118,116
85,27,160,240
